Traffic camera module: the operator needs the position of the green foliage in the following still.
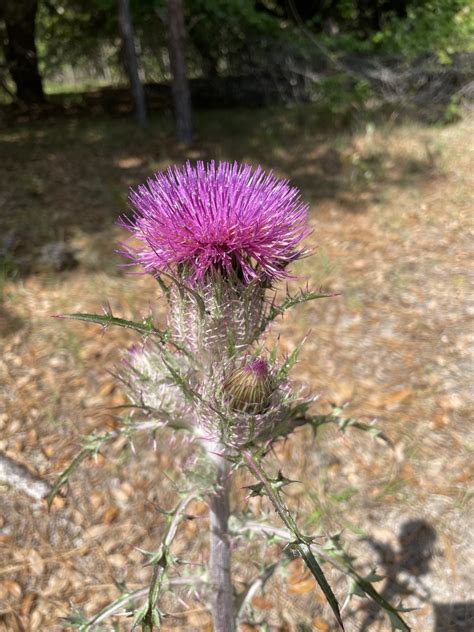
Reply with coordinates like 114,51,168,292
186,0,282,76
36,0,168,81
36,0,117,74
373,1,474,60
26,0,472,102
315,74,374,126
442,93,463,124
307,1,473,60
0,250,18,296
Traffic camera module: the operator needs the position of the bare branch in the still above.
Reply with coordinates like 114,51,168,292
0,451,51,500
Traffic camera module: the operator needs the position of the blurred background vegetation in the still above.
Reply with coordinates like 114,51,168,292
1,0,473,130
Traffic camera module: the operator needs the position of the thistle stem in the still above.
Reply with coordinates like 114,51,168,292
208,453,236,632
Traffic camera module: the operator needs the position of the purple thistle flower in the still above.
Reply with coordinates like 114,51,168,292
243,358,269,378
119,161,310,282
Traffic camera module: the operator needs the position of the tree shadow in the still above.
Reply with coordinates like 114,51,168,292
0,304,24,336
360,519,474,631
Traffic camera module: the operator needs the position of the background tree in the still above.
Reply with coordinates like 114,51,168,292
1,0,44,104
168,0,192,144
117,0,147,125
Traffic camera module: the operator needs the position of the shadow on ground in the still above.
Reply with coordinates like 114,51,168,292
358,520,474,632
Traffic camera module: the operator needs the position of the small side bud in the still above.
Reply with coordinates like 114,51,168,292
223,358,274,414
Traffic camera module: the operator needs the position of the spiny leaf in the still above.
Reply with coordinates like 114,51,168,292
297,543,345,630
131,603,149,628
243,482,266,497
263,288,338,330
363,569,385,583
272,470,300,491
156,275,170,301
278,337,307,379
389,610,413,631
300,408,393,447
338,416,393,447
160,356,196,402
84,588,138,629
242,450,344,630
47,448,89,508
55,312,167,340
47,431,117,507
350,574,411,631
269,342,279,364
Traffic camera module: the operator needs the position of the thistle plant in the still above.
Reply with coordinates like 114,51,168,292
54,161,411,631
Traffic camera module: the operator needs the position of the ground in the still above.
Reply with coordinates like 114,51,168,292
0,104,472,631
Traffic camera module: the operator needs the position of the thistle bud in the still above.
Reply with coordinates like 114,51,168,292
223,358,274,414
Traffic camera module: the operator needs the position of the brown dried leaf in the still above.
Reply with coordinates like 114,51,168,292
312,616,331,631
30,609,43,631
251,595,273,610
369,387,414,409
28,549,45,576
287,577,316,595
1,579,22,599
20,592,36,616
108,553,126,568
102,506,119,525
42,572,69,598
98,380,116,397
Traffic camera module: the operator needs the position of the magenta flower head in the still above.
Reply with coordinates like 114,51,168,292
119,161,310,283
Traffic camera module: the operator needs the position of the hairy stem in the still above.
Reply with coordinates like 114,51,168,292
208,453,236,632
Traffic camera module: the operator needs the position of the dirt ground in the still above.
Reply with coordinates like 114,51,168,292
0,106,472,631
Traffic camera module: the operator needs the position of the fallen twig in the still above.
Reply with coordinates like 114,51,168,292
0,451,51,500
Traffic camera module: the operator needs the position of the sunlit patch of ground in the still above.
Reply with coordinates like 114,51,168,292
0,108,472,631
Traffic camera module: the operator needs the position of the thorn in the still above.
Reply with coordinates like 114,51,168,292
102,301,113,317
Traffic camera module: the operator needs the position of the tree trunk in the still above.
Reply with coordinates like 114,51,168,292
2,0,44,104
167,0,193,144
117,0,147,126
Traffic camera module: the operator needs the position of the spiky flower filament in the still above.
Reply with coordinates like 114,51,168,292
119,161,310,284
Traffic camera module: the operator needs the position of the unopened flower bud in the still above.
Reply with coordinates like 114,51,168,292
223,358,274,413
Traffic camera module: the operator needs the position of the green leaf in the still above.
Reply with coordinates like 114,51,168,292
336,414,393,447
47,431,117,507
47,447,89,508
226,329,235,358
61,608,89,628
278,337,307,379
300,407,393,448
269,342,279,364
56,312,167,340
156,275,170,301
388,610,413,631
272,470,299,491
297,543,345,630
364,569,385,583
243,482,266,497
352,575,411,631
131,604,148,628
160,356,196,402
263,288,338,331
